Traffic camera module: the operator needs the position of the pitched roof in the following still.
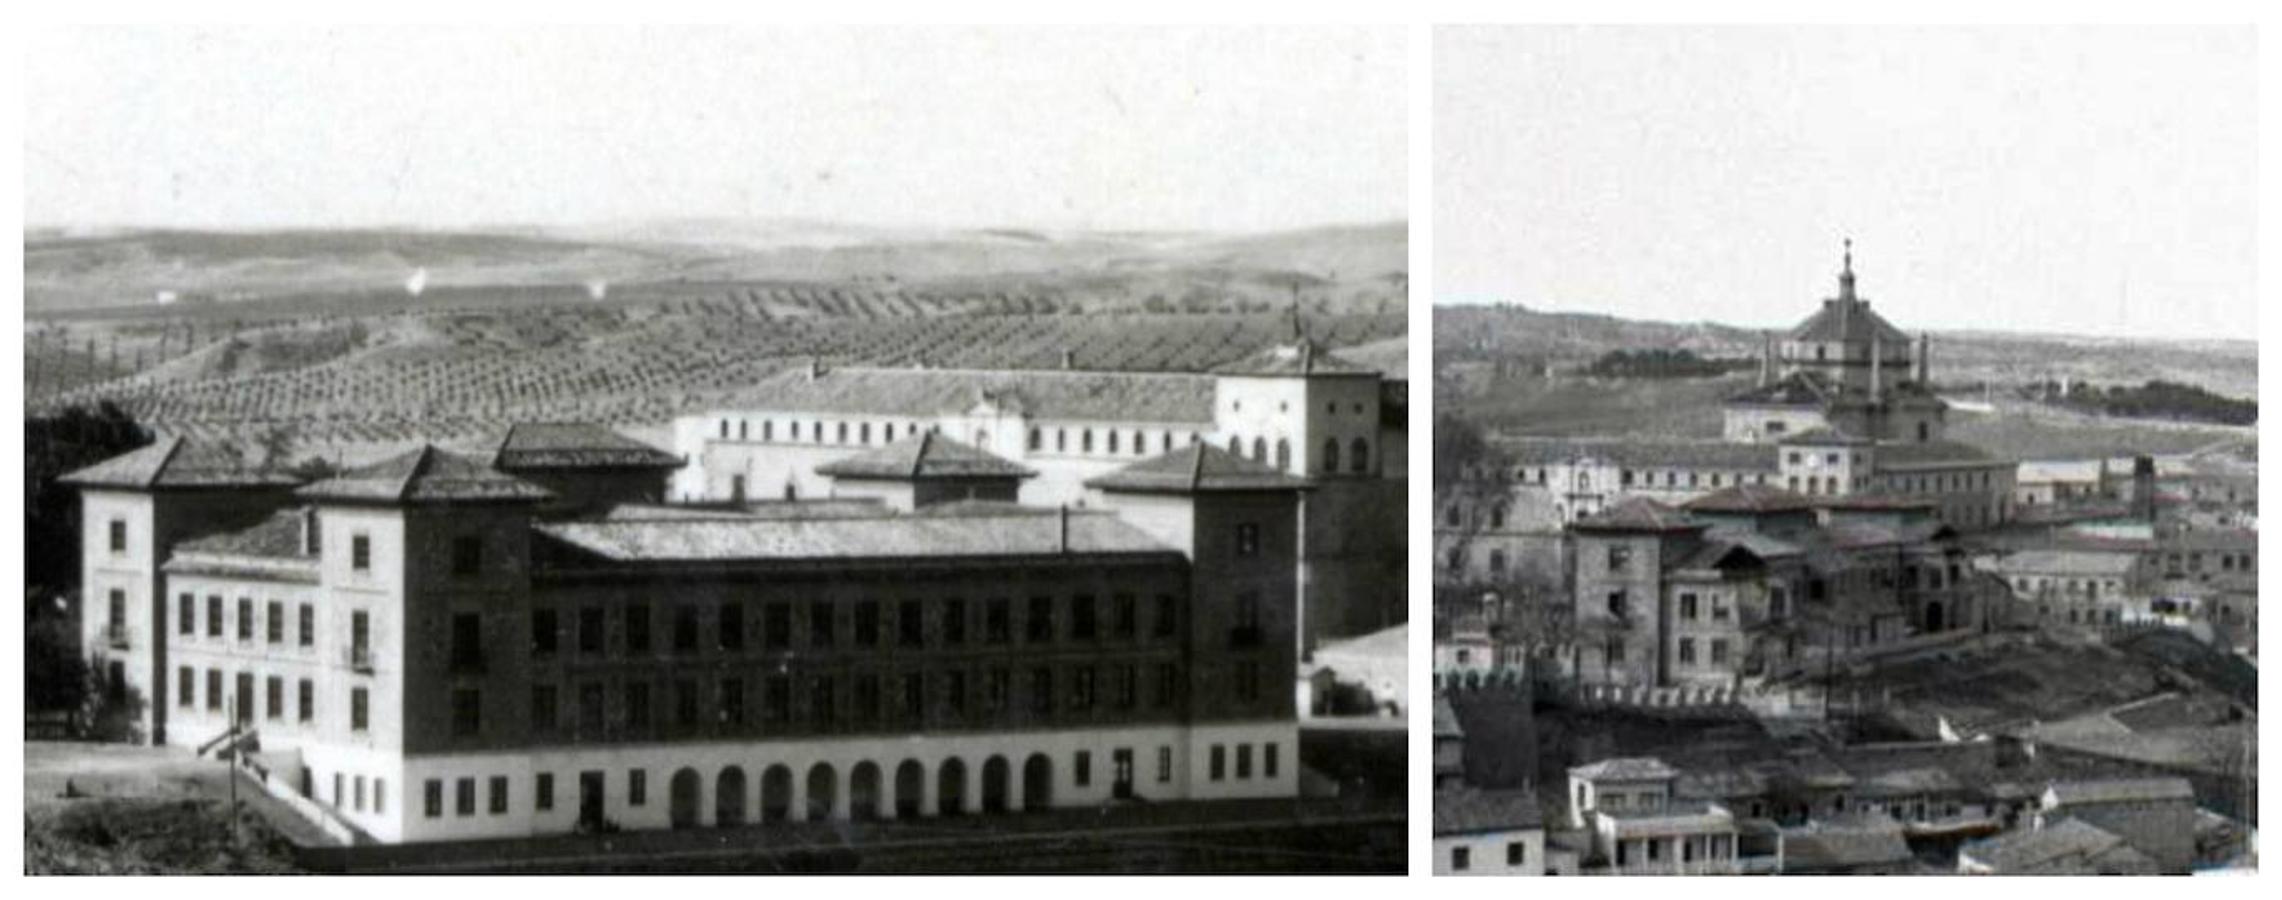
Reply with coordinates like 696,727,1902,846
1781,816,1915,871
1210,338,1378,377
298,446,552,504
1433,788,1544,836
1685,484,1816,514
1788,299,1914,346
1083,443,1311,494
1991,549,2141,577
1490,436,1778,472
712,366,1218,424
1570,757,1680,782
1335,336,1409,383
815,431,1036,480
491,423,680,470
59,436,303,490
2045,777,2196,806
1961,818,2144,873
1572,498,1702,533
534,507,1172,564
173,508,314,561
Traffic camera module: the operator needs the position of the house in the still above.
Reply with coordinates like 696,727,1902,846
1958,817,2161,875
1433,787,1546,875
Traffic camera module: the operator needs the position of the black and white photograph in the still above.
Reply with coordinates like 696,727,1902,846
1431,25,2257,875
19,25,1409,874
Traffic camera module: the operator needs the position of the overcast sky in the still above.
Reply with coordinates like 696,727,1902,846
1435,26,2255,341
26,26,1405,234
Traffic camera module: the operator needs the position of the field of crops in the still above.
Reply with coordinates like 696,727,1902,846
27,295,1405,460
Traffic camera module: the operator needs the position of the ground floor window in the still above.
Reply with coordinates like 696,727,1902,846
424,780,443,818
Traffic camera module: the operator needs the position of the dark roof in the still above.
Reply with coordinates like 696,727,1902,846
1572,499,1702,534
299,446,552,504
1433,788,1545,836
712,366,1217,424
1083,443,1311,494
1210,338,1378,377
815,432,1036,480
1570,757,1680,781
1781,816,1915,871
60,436,303,490
492,423,681,470
1788,298,1913,345
1490,436,1778,472
534,508,1172,564
1685,484,1816,514
1961,818,2149,874
1724,371,1839,408
173,508,314,561
2046,777,2196,806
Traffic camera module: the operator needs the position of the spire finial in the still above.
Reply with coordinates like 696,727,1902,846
1838,237,1858,301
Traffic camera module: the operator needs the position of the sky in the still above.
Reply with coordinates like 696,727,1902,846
1435,26,2256,341
24,26,1406,234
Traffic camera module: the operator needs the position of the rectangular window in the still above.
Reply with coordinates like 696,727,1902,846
207,669,222,711
451,536,482,577
179,594,194,635
351,687,369,731
178,666,194,708
898,600,924,648
265,676,283,720
352,534,371,571
1265,742,1280,778
1074,751,1092,787
298,603,314,647
1071,595,1097,640
718,602,744,652
1073,666,1097,710
1235,523,1260,557
1030,668,1053,715
720,677,745,726
629,770,647,806
1608,545,1632,572
354,776,365,811
424,780,443,818
290,678,307,721
1678,638,1696,664
1452,846,1471,871
351,610,370,656
677,680,700,728
1210,745,1226,781
944,670,966,718
1115,664,1137,709
375,778,386,814
626,681,651,730
531,609,557,657
942,598,966,646
985,668,1010,713
451,688,480,737
764,603,791,649
536,773,555,812
855,601,880,646
1154,594,1177,638
1680,593,1698,620
1157,747,1173,783
579,684,604,733
489,776,508,815
1711,639,1730,665
766,675,791,724
622,603,648,654
854,674,880,722
673,606,699,653
208,596,222,637
450,612,484,672
1027,596,1054,643
455,778,476,816
532,685,558,732
1113,594,1137,639
985,598,1010,644
810,601,835,648
109,519,126,553
237,597,254,641
1155,663,1180,707
809,676,834,729
1236,743,1254,779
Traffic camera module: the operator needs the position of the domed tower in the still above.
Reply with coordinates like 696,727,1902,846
1724,241,1948,444
1777,240,1915,392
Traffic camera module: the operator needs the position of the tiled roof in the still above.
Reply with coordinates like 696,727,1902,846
1210,338,1378,377
491,423,681,470
1787,299,1914,346
1570,757,1680,782
1780,816,1915,871
1336,336,1409,383
2046,777,2196,806
599,500,889,522
1852,767,1964,797
1961,818,2138,873
1083,443,1311,494
299,446,552,504
60,436,303,490
534,507,1172,564
1991,549,2140,577
712,366,1218,424
815,432,1036,480
1572,499,1702,534
1490,436,1778,472
1433,787,1544,836
174,508,314,561
1686,484,1816,514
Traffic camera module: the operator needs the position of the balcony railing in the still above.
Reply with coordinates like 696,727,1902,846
102,623,130,649
345,644,374,673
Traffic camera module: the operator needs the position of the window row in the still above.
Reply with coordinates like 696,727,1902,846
717,416,927,448
520,593,1183,662
1029,425,1198,458
1204,740,1280,782
175,593,317,647
171,666,369,731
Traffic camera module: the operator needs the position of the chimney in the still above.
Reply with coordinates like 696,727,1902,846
300,507,320,556
1057,504,1070,553
1758,332,1774,387
1916,333,1929,384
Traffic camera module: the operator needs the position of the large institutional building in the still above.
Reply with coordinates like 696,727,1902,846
67,337,1385,843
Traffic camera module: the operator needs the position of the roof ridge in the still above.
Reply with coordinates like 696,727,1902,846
147,435,188,488
398,445,435,502
1190,443,1208,490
